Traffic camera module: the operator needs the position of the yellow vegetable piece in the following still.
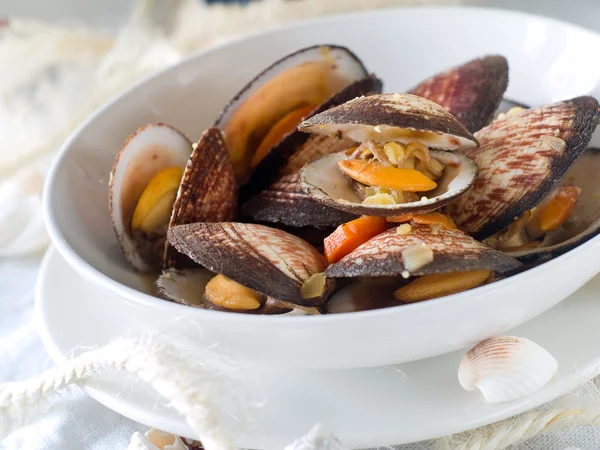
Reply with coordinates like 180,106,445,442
338,159,437,192
131,166,183,233
250,104,316,169
205,274,262,310
394,270,491,303
539,185,579,232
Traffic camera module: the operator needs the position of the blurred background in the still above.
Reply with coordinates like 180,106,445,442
3,0,600,32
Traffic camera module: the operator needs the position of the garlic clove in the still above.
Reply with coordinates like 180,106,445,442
458,336,558,403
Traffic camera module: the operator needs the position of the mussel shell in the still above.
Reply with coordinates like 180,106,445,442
409,55,509,133
504,147,600,262
214,44,370,182
326,224,521,278
109,123,192,272
167,222,334,306
164,127,237,269
242,135,359,227
242,75,383,200
299,150,478,217
297,93,478,150
447,96,600,241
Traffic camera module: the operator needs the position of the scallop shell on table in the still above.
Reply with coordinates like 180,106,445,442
213,44,373,185
409,55,509,133
447,95,600,241
163,127,237,269
167,222,334,306
458,336,558,403
326,224,521,279
504,148,600,262
109,123,192,272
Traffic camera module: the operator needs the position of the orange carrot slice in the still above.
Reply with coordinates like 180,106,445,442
324,216,388,264
387,212,457,229
250,104,316,168
412,212,457,229
338,159,437,192
539,185,579,232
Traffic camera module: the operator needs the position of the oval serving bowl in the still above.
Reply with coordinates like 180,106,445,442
44,6,600,370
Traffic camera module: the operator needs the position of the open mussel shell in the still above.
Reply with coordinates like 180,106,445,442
167,222,334,306
297,93,478,150
156,268,321,315
243,74,383,199
163,127,237,269
214,44,371,184
243,135,359,227
326,224,521,279
300,149,478,217
409,55,509,133
447,95,600,241
109,123,192,272
503,148,600,262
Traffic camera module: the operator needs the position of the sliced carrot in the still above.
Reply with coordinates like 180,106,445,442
386,212,457,229
324,216,388,264
250,104,316,168
539,185,579,232
412,212,457,229
338,159,437,192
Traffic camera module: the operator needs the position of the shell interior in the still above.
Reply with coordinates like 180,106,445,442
504,148,600,260
214,45,368,181
299,150,478,217
157,268,214,307
109,123,192,272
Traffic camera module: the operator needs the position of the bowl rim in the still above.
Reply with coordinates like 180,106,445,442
43,4,600,324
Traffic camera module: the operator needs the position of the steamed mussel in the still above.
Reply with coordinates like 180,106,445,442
108,47,600,316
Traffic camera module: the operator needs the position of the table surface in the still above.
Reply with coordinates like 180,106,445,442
3,1,600,449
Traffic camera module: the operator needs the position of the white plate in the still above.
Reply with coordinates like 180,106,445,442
36,247,600,448
43,6,600,369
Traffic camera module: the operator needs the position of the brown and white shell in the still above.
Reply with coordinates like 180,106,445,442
163,127,237,269
243,135,359,227
297,93,478,150
167,222,334,306
447,96,600,241
326,224,521,279
409,55,509,133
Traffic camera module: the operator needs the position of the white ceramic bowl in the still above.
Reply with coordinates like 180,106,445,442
44,6,600,370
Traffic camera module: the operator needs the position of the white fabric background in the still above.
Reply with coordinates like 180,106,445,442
3,0,600,449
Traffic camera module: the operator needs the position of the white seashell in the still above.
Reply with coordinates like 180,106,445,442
127,428,189,450
458,336,558,403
